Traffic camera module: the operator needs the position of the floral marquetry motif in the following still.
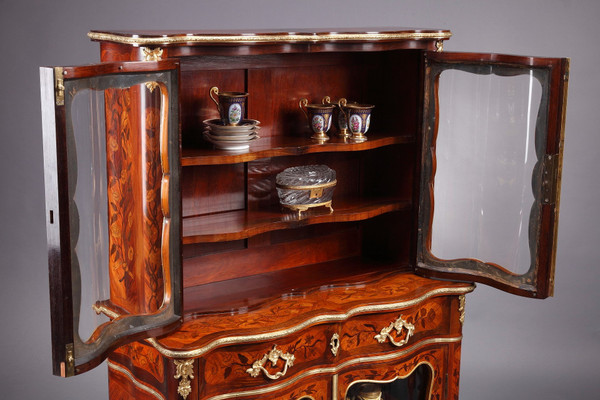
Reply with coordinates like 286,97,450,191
141,100,165,313
104,84,166,314
113,342,164,382
105,87,140,312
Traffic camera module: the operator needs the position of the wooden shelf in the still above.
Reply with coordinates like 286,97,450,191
181,133,415,166
182,197,411,244
182,257,410,315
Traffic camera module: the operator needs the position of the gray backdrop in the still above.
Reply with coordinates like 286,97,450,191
1,0,598,399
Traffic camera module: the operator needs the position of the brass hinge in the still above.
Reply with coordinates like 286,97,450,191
54,67,65,106
541,154,559,205
62,343,74,377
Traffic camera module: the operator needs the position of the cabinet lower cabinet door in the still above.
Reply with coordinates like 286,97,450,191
337,341,461,400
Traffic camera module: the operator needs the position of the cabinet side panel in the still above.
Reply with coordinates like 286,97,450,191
108,360,167,400
448,342,462,400
109,341,199,400
104,86,164,313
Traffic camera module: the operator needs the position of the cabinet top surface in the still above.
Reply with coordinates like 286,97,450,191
88,27,451,46
153,271,473,354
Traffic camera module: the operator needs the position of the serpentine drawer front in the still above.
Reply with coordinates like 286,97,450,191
338,295,458,359
190,294,464,399
200,323,337,397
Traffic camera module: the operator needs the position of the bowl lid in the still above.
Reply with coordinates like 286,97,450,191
276,165,336,187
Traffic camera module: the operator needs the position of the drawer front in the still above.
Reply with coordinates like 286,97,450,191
338,295,457,359
200,323,337,397
197,377,330,400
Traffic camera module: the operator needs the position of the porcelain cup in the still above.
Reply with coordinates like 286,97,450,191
209,86,249,126
344,102,374,142
299,97,335,141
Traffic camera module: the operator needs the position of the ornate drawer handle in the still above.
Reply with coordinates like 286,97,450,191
374,315,415,348
245,345,295,380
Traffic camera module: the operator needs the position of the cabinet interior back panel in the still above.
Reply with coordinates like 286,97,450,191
180,68,246,147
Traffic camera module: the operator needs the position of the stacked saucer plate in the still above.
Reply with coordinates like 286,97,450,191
203,119,260,150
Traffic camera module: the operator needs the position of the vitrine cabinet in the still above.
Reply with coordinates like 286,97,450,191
40,28,568,399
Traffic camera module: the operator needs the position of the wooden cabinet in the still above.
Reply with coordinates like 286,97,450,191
40,28,569,399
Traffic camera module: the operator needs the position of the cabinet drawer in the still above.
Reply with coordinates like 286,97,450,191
200,323,337,397
338,295,457,358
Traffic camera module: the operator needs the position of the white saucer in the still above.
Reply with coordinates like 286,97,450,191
208,126,260,136
203,130,259,142
203,119,260,133
203,132,258,150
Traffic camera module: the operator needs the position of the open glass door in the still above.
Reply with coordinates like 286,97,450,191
417,52,568,298
40,60,181,376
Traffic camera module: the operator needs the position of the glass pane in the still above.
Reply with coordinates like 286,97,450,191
70,89,110,342
64,73,169,352
430,69,542,274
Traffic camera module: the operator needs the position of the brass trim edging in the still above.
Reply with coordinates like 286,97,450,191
277,180,337,191
107,360,166,400
332,374,339,400
549,58,570,297
88,31,452,46
146,285,474,359
202,336,462,400
458,295,466,325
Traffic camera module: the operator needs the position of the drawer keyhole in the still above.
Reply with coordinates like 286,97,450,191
330,333,340,356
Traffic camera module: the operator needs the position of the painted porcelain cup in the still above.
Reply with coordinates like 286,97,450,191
344,102,374,142
299,97,335,142
209,86,249,126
